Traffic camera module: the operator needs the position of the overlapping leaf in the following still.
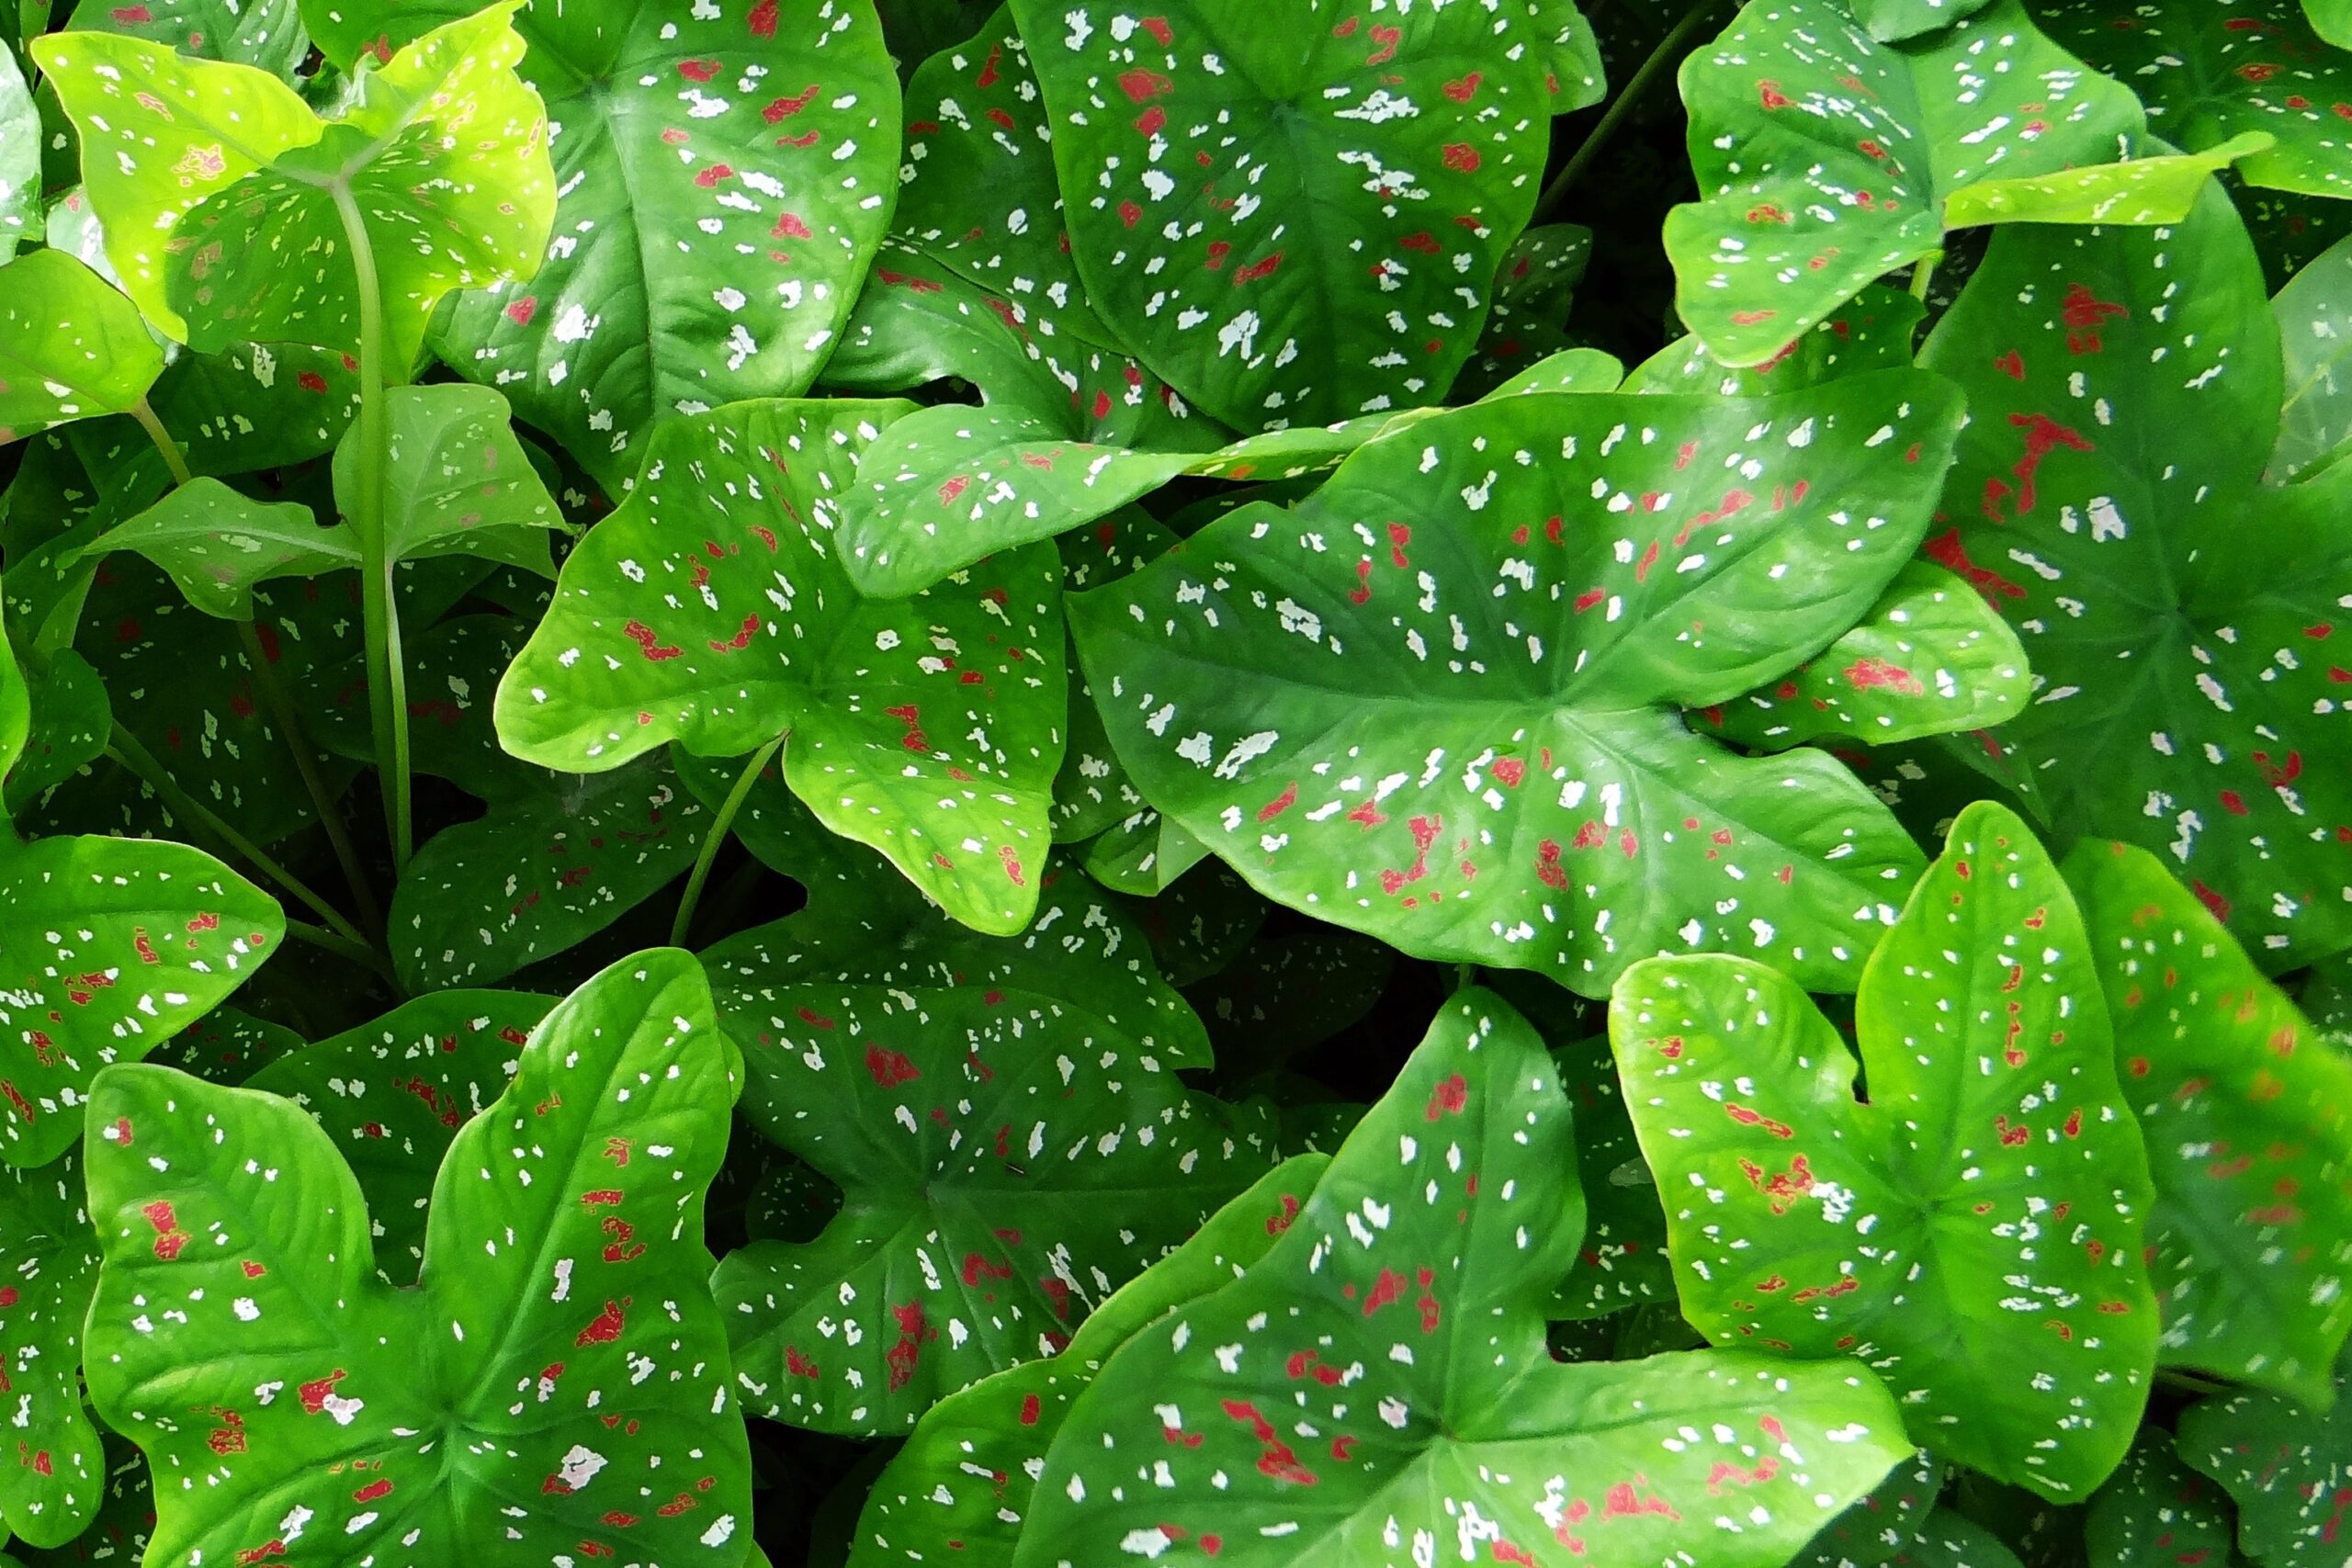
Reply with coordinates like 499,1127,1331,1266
1069,373,1961,997
2273,227,2352,482
63,0,309,78
0,252,164,444
2086,1429,2243,1568
85,480,349,619
2179,1356,2351,1568
80,950,753,1567
0,47,35,264
1919,180,2352,968
495,397,1069,936
0,1152,102,1548
1611,801,2160,1498
1016,988,1914,1568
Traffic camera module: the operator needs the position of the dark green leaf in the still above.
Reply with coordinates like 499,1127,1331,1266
0,1151,102,1547
2086,1428,2243,1568
85,479,352,620
2179,1361,2352,1568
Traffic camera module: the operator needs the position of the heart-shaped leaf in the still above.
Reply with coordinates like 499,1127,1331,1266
0,251,165,443
707,893,1271,1432
2272,227,2352,484
0,1151,103,1547
35,1,553,360
246,989,558,1282
843,1155,1328,1568
1454,222,1595,400
1611,800,2160,1499
1016,987,1914,1567
1007,0,1562,430
144,338,363,479
2064,834,2352,1401
2086,1429,2243,1568
1069,373,1961,997
1668,0,2176,367
85,479,353,620
2178,1359,2351,1568
334,383,562,575
495,398,1069,937
1918,178,2352,969
151,1005,304,1085
80,949,754,1567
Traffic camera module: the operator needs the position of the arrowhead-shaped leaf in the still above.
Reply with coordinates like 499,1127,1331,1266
0,1151,103,1547
1918,178,2352,968
334,383,562,576
81,949,754,1567
1016,987,1914,1567
1792,1449,1947,1568
2064,835,2352,1401
495,398,1069,937
0,251,165,443
85,479,354,620
2087,1429,2244,1568
1069,374,1961,996
1611,800,2160,1498
2178,1359,2352,1568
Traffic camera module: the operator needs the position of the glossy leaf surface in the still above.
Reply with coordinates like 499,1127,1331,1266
0,1152,102,1547
0,252,164,444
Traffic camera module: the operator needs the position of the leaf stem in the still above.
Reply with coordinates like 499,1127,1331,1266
234,620,383,937
1453,962,1478,993
106,725,377,959
332,183,413,872
1536,0,1727,220
670,735,783,948
284,916,398,983
128,397,193,489
1909,254,1937,302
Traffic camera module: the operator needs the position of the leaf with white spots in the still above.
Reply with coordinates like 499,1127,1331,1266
0,48,36,265
64,0,310,79
1008,0,1558,430
1693,559,2032,750
2086,1428,2245,1568
35,1,553,361
1610,800,2160,1500
1667,0,2186,367
1626,284,1928,398
85,481,355,621
2064,834,2352,1401
1454,223,1595,401
0,252,164,445
1791,1449,1947,1568
1069,374,1962,998
334,384,564,578
707,887,1272,1432
0,1150,104,1548
79,949,752,1568
1017,987,1913,1568
2272,227,2352,484
2179,1355,2352,1568
494,397,1069,937
1,648,108,818
842,1156,1327,1568
1919,178,2352,969
1852,0,1999,41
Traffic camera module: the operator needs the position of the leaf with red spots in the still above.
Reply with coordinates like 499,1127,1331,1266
0,1150,104,1547
247,990,558,1284
1019,988,1912,1567
0,252,164,445
1668,0,2203,367
1697,559,2030,750
495,398,1068,937
842,1156,1327,1568
2179,1355,2352,1568
1626,284,1926,397
1008,0,1567,431
1791,1449,1947,1568
62,0,307,79
2065,835,2352,1402
1069,372,1962,998
79,950,752,1568
2086,1428,2243,1568
1611,801,2159,1500
85,481,357,621
1453,222,1594,401
707,882,1270,1432
1921,180,2352,970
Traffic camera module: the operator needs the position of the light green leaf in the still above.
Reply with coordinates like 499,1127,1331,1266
335,382,561,575
0,251,165,443
0,45,37,264
64,0,309,79
85,479,352,620
1941,133,2277,228
2272,227,2352,483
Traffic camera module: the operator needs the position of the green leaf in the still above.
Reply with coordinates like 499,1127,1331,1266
1016,988,1915,1567
2272,228,2352,483
1069,375,1960,997
2064,834,2352,1401
146,338,364,479
1693,559,2031,750
1854,0,1998,41
1792,1449,1947,1568
15,1435,153,1568
334,383,562,576
301,612,527,801
1610,801,2160,1499
1939,135,2277,230
1008,0,1556,429
1453,222,1595,401
2,649,108,816
0,251,165,443
2041,0,2352,202
2179,1360,2352,1568
81,950,754,1567
1897,1510,2030,1568
1626,284,1927,397
842,1156,1328,1568
495,398,1069,938
246,989,558,1282
0,44,38,264
149,1004,304,1084
35,1,553,360
1668,0,2170,367
63,0,309,79
707,888,1271,1432
85,479,352,620
0,1150,103,1547
1918,177,2352,969
2086,1429,2243,1568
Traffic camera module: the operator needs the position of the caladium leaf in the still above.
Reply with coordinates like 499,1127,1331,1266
1854,0,1998,41
1454,222,1594,401
0,251,165,444
2086,1429,2243,1568
0,46,35,264
85,479,351,620
1069,374,1961,997
707,894,1270,1432
145,338,363,479
1694,559,2031,751
1189,927,1393,1073
2064,835,2352,1401
1007,0,1556,431
247,989,557,1282
2178,1359,2352,1568
843,1156,1328,1568
2041,0,2352,202
1,649,109,816
1792,1449,1947,1568
1918,179,2352,969
495,398,1069,938
1610,800,2161,1499
390,750,709,989
2273,228,2352,484
303,613,530,801
1668,0,2177,367
1897,1511,2030,1568
150,1005,303,1084
334,383,562,576
35,2,553,360
62,0,309,79
17,1436,153,1567
1627,284,1927,398
0,1151,103,1547
1017,988,1914,1568
80,949,754,1568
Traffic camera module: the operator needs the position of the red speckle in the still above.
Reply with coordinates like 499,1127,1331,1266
573,1299,628,1347
763,84,820,123
746,0,776,36
865,1045,921,1088
1116,68,1173,102
1425,1073,1469,1120
1441,142,1480,173
676,58,720,82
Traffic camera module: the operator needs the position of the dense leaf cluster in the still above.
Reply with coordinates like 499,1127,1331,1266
0,0,2348,1564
